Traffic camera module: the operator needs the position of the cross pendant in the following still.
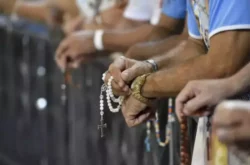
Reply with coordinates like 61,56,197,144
98,119,107,138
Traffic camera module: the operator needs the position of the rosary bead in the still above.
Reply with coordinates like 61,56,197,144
181,124,186,130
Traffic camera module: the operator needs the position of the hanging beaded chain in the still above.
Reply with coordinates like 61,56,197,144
98,73,124,138
180,115,190,165
145,98,175,152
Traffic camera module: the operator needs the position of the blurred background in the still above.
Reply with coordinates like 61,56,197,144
0,0,188,165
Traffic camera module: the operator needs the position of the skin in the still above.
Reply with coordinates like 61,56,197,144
0,0,78,25
55,14,185,71
0,0,127,34
213,101,250,149
125,22,189,60
106,30,250,127
175,56,250,121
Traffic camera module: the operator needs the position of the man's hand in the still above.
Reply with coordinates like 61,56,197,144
122,95,155,127
104,57,153,96
63,16,84,35
213,101,250,149
55,31,96,71
175,79,232,121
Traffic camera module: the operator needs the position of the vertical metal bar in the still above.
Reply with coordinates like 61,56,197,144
5,19,16,117
21,34,31,124
36,39,49,165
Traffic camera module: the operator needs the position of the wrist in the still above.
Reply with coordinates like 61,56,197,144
141,74,155,98
131,74,155,104
222,77,240,98
144,59,158,72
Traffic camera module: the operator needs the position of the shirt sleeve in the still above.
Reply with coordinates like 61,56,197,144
123,0,154,21
187,0,202,39
162,0,187,19
209,0,250,39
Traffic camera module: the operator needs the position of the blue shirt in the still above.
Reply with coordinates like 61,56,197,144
187,0,250,47
162,0,187,19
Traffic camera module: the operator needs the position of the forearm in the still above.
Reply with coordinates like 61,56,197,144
142,54,233,98
16,1,48,23
153,37,206,69
227,62,250,96
126,33,188,60
103,24,176,52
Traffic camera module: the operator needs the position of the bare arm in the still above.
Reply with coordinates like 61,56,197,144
103,14,185,52
141,31,250,97
15,1,50,23
227,60,250,96
126,22,189,60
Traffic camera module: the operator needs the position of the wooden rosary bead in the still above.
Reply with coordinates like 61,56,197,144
180,116,190,165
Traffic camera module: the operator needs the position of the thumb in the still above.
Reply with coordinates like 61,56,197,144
121,64,145,83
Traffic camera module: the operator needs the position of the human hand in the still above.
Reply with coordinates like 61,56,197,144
213,101,250,149
63,16,84,35
55,31,96,71
175,79,232,121
104,57,153,96
122,95,155,127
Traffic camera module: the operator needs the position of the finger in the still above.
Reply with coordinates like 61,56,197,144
109,58,127,88
175,85,196,121
134,112,151,126
121,63,145,83
216,125,250,145
213,102,245,128
183,96,209,116
56,39,69,59
112,80,129,96
191,109,211,117
69,55,93,69
55,52,67,71
104,71,129,95
104,72,111,84
125,109,152,127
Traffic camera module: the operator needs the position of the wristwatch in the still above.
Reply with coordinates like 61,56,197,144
131,73,153,104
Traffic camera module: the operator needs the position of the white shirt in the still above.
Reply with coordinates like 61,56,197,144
76,0,116,18
123,0,157,21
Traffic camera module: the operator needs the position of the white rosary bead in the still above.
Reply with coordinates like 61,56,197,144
105,76,124,113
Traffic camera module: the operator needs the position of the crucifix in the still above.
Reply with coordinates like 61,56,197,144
98,119,107,138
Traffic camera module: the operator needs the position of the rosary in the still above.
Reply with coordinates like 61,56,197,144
98,73,124,137
180,115,190,165
144,99,190,165
98,73,190,165
144,98,174,151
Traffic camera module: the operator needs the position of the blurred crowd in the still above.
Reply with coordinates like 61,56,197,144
1,0,250,164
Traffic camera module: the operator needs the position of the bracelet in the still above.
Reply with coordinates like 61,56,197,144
94,29,104,51
131,74,153,104
145,59,158,72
